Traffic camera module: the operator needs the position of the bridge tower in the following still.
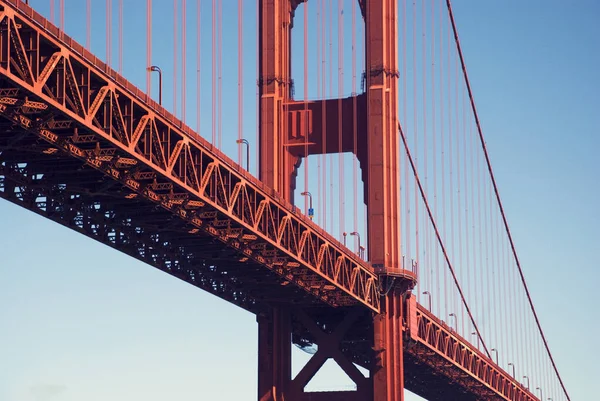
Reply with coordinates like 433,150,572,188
258,1,416,400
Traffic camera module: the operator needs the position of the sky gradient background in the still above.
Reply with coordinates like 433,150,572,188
1,0,599,400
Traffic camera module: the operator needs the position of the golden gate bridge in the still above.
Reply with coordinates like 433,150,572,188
0,1,575,400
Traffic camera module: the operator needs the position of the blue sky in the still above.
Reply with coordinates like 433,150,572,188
1,0,598,400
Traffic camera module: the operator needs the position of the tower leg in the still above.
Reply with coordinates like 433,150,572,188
373,290,405,401
257,307,292,401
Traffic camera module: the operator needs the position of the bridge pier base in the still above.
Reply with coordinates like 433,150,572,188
257,289,415,401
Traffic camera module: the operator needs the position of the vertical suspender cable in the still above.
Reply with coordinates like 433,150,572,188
50,0,54,24
446,12,456,319
197,0,201,134
86,0,91,51
182,0,187,122
106,0,111,66
421,0,430,303
322,0,328,232
454,37,464,335
211,0,216,145
237,0,243,164
173,0,178,117
255,0,259,172
328,0,333,232
461,53,471,337
146,0,152,96
411,0,419,271
352,0,358,239
431,0,438,311
316,3,322,227
303,0,309,214
439,0,448,316
401,0,411,295
59,0,64,31
217,0,222,148
337,0,344,237
118,0,123,74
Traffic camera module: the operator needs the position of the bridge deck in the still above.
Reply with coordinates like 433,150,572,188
0,0,380,313
0,1,539,400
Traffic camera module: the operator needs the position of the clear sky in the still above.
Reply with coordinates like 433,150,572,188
1,1,598,400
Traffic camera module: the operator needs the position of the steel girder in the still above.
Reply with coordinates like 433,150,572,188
405,304,540,401
0,0,379,311
0,2,542,400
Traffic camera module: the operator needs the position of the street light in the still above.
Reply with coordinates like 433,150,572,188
536,387,543,401
146,65,162,105
236,138,250,171
491,348,499,365
422,291,432,311
359,245,365,259
508,362,515,378
343,232,347,246
523,376,529,390
350,231,361,255
300,191,314,220
448,313,457,331
471,332,480,349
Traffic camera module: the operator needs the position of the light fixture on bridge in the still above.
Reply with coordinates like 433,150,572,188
236,138,250,171
522,376,530,390
146,65,162,105
300,191,313,220
490,348,499,365
422,291,431,311
350,231,361,257
507,362,515,378
448,313,457,331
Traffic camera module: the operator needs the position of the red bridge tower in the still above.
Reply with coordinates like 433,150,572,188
257,1,417,400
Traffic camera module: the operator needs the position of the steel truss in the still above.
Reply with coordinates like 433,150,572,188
0,0,379,311
405,304,539,401
0,1,542,400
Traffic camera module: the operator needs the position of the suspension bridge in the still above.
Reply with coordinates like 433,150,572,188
0,0,578,400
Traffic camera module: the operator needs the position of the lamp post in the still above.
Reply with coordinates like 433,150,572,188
491,348,499,365
300,191,314,220
536,387,543,401
350,231,361,255
236,138,250,171
343,232,347,246
508,362,515,378
470,332,480,349
523,376,530,390
359,245,365,259
147,65,162,105
422,291,432,311
448,313,457,331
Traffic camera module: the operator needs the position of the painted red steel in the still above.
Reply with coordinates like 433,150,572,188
407,303,539,401
0,1,544,401
0,0,379,311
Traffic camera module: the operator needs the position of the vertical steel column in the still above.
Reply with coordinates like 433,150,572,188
366,1,406,399
258,0,297,202
365,0,400,272
373,290,405,401
257,307,292,401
